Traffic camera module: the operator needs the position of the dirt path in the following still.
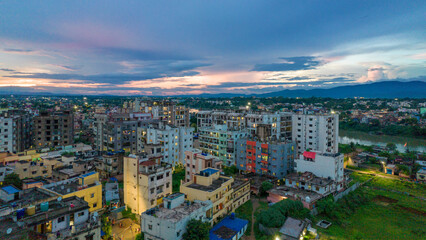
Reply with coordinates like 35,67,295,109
244,198,262,240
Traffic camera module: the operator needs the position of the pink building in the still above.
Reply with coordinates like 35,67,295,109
184,149,222,182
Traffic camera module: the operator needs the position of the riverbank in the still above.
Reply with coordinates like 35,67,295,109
339,129,426,152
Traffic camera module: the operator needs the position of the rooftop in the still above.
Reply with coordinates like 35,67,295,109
186,177,231,192
279,217,307,238
210,215,248,240
268,186,324,203
143,200,211,223
1,185,20,195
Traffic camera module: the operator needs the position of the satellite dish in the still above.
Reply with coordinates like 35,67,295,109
57,197,62,202
6,228,12,234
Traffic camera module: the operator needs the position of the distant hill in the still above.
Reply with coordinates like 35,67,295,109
1,80,425,98
183,80,426,98
256,80,426,98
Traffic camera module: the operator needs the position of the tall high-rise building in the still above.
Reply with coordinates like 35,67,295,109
291,113,339,154
0,109,32,153
34,110,74,148
146,125,194,166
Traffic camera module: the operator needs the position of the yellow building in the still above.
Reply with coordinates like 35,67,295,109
14,158,62,179
231,179,250,210
180,168,234,223
0,150,41,166
42,171,102,212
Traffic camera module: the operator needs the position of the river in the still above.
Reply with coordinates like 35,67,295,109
339,130,426,153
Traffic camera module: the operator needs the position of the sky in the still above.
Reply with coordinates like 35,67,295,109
0,0,425,95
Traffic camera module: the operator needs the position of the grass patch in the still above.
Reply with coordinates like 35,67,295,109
318,172,426,239
318,200,426,239
367,177,426,198
234,200,253,236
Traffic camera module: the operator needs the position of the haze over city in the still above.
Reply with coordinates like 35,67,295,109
0,0,425,95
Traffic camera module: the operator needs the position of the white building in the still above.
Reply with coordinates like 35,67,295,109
295,151,345,191
141,193,213,240
0,110,32,153
123,154,172,215
292,113,339,154
146,125,193,166
197,111,292,141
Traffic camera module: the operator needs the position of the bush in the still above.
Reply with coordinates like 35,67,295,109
258,199,308,228
183,219,210,240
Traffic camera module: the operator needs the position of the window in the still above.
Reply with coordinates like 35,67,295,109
93,203,97,208
57,216,65,223
148,224,153,230
91,193,95,198
78,211,85,217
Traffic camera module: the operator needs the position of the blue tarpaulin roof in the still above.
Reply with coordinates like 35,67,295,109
210,215,248,240
110,177,118,182
201,168,219,175
1,185,20,195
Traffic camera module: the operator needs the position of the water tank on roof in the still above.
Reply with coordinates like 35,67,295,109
26,206,36,216
306,196,311,203
41,202,49,212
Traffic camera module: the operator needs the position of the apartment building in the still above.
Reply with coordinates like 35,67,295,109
184,149,222,183
295,151,345,191
197,111,292,140
34,110,74,148
198,124,248,166
231,179,250,210
94,112,154,153
236,139,297,179
14,158,63,179
97,152,124,177
125,99,190,127
197,111,246,129
292,113,339,154
146,125,193,166
42,171,103,212
0,196,101,240
0,109,32,153
141,193,213,240
180,168,233,223
123,154,172,215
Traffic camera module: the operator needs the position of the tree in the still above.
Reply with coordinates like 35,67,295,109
135,233,144,240
101,215,112,239
183,219,210,240
172,164,185,192
4,173,22,189
397,165,410,175
223,165,238,176
259,181,273,196
386,143,397,151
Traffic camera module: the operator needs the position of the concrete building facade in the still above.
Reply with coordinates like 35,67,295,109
123,154,172,215
141,193,213,240
236,139,297,179
292,113,339,154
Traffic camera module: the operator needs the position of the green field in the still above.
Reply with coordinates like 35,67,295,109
318,173,426,240
319,199,425,240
